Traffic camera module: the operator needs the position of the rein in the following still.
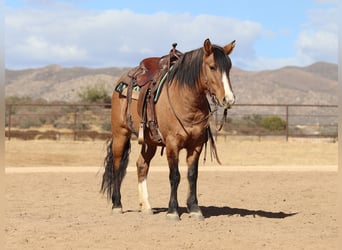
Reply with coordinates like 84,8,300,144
204,72,228,132
216,108,228,132
165,76,228,164
166,76,228,132
166,81,214,132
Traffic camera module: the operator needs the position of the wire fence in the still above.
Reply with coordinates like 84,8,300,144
4,103,338,141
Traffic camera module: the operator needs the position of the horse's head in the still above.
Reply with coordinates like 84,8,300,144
202,38,236,109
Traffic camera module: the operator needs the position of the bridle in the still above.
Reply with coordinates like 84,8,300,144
166,67,228,134
165,61,230,164
206,85,228,132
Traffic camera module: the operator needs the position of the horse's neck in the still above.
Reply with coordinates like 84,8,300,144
185,88,208,109
170,84,209,119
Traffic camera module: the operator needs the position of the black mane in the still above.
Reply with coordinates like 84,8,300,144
213,46,232,73
167,48,203,88
167,45,231,87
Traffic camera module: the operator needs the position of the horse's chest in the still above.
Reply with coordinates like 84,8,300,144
183,125,207,142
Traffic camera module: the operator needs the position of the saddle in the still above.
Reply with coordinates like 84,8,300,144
121,43,182,144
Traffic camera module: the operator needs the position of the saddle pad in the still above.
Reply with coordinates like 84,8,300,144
115,67,171,102
115,82,141,100
153,67,170,103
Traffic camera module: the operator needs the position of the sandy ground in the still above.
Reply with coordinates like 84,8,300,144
4,138,338,249
5,137,338,167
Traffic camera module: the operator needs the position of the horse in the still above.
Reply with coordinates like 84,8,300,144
101,38,236,220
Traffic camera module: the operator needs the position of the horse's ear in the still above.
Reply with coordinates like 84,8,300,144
203,38,213,56
224,40,236,55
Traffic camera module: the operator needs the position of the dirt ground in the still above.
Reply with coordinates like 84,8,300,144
4,138,338,249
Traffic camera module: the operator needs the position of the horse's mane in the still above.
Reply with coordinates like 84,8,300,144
167,45,231,88
167,48,203,88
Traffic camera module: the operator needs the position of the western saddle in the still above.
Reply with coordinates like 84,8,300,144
119,43,182,144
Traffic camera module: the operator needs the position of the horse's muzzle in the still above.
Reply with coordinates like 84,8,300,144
221,95,235,109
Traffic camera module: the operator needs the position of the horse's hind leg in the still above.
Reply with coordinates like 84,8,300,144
136,143,156,214
101,136,131,213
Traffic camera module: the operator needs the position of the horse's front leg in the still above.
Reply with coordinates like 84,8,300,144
136,143,156,214
186,145,204,220
166,147,181,221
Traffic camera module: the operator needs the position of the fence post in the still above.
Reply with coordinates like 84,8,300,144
285,105,289,141
73,109,78,141
7,105,12,141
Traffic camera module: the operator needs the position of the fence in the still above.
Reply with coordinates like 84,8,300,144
222,104,337,140
5,103,111,141
4,103,338,141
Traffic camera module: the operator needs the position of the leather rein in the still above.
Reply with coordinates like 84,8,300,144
165,71,229,164
165,71,228,133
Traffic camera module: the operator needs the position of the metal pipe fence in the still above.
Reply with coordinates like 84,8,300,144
227,104,338,140
4,103,338,141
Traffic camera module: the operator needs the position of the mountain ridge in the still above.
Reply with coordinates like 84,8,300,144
5,62,338,105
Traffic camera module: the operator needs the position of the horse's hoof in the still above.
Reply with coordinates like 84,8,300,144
141,208,154,215
166,212,180,221
190,211,204,221
112,207,123,214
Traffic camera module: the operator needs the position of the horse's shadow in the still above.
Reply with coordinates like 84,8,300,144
152,206,297,219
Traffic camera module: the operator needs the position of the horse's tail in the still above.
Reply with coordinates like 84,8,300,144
100,138,131,200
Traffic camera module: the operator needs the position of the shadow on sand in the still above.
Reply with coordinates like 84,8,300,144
151,206,297,219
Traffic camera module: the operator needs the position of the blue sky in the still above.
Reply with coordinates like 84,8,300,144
4,0,338,70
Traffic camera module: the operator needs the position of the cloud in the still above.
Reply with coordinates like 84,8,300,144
15,36,87,60
297,30,337,62
314,0,338,3
295,7,338,64
4,6,262,69
246,4,338,70
4,3,338,70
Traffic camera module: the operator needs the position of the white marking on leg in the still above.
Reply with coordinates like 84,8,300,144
222,72,235,105
138,178,151,211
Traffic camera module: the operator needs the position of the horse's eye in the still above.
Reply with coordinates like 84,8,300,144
209,65,216,71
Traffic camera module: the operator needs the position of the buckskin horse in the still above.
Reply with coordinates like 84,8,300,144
101,38,236,220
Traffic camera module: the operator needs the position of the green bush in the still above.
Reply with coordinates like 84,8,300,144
78,83,111,103
261,116,286,131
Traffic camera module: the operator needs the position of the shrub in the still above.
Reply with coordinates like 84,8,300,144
261,116,286,131
78,83,111,103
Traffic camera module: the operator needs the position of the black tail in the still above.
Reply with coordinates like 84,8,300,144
100,138,131,200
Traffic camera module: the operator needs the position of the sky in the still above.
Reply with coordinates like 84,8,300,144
4,0,338,70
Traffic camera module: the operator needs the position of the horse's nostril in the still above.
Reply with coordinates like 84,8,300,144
223,97,235,105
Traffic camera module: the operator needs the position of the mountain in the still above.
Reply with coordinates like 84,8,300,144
5,62,338,105
5,64,130,102
230,62,337,105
